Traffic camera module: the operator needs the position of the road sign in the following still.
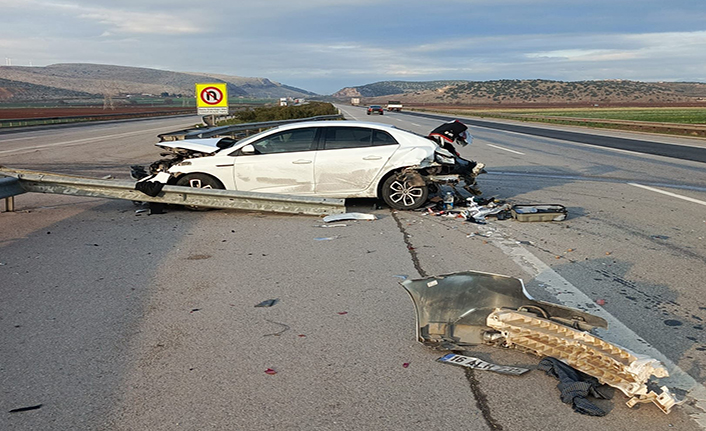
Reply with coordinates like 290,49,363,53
195,83,228,115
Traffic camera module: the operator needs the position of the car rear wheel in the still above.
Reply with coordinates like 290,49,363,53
175,173,224,210
381,175,428,210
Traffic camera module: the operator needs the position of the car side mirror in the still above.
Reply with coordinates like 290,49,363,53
240,144,257,155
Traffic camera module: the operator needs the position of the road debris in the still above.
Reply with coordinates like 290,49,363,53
438,353,529,376
314,237,337,241
323,212,377,223
538,357,612,416
402,362,410,368
400,270,681,414
264,368,277,375
255,299,279,308
9,404,43,413
263,319,290,337
511,204,567,222
318,224,347,228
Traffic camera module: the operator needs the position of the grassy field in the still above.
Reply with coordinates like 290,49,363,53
419,106,706,138
470,107,706,124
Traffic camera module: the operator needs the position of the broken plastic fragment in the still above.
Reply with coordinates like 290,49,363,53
314,237,336,241
337,311,348,315
255,299,279,308
438,353,529,376
402,362,410,368
265,368,277,375
322,212,377,223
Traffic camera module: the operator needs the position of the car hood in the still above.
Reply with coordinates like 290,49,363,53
156,138,223,154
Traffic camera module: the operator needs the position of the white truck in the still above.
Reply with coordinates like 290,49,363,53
386,101,403,112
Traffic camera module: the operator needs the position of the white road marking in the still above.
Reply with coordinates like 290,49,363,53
485,143,525,155
0,126,173,155
629,183,706,207
483,227,706,427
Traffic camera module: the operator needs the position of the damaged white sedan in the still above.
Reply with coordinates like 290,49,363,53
143,121,478,210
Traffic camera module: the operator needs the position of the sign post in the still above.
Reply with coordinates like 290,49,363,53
195,83,229,117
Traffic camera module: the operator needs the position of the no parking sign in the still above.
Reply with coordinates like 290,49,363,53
195,83,229,115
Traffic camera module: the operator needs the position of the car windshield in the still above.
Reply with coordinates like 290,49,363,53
215,127,278,154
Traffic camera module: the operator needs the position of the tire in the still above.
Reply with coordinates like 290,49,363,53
380,174,428,210
175,173,224,210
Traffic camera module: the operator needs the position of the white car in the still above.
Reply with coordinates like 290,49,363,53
158,121,464,210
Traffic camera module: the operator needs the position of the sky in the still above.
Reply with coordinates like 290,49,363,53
2,0,706,94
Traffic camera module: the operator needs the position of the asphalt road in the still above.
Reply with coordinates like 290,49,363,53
1,111,705,430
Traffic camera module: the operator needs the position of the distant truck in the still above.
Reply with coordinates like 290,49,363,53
351,97,361,106
386,101,403,112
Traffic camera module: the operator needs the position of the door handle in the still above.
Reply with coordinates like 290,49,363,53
292,159,312,164
362,156,382,160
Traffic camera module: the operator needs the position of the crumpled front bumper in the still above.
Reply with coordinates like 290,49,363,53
400,271,681,414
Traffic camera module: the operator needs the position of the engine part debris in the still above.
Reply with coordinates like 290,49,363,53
538,357,612,416
322,212,377,222
438,353,529,376
400,271,680,414
512,204,567,222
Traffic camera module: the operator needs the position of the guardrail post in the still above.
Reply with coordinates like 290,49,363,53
5,196,14,212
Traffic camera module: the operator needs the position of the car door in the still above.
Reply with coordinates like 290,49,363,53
232,127,319,194
314,126,398,194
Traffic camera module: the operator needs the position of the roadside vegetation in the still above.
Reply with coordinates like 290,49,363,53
471,107,706,124
216,102,338,125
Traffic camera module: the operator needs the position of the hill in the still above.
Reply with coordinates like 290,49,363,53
0,63,316,102
333,79,706,106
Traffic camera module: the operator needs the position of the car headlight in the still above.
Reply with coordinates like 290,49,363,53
435,150,456,165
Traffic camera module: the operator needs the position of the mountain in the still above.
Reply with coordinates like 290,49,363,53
333,79,706,105
0,77,99,101
0,63,316,101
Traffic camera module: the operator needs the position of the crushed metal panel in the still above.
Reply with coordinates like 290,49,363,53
400,271,680,414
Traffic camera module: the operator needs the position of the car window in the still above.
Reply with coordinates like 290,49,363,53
372,130,397,146
323,127,397,150
249,128,317,154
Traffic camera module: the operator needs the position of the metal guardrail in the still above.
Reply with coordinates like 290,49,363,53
0,177,24,212
158,114,344,141
0,110,196,128
0,168,345,216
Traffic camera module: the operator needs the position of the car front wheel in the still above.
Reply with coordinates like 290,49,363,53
381,175,428,210
175,173,224,210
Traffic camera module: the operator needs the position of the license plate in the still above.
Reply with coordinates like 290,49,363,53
438,353,529,376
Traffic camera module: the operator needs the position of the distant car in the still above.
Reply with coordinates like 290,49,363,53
367,105,384,115
160,121,463,210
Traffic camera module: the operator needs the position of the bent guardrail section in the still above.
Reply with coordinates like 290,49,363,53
0,177,25,212
0,168,345,216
